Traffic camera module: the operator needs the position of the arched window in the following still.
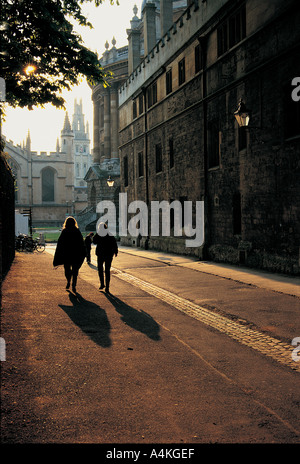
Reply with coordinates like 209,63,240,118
42,168,55,202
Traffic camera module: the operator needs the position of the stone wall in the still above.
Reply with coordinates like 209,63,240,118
119,0,300,275
0,150,15,291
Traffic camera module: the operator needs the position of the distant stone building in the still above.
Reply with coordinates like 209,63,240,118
117,0,300,274
4,100,92,227
72,99,93,210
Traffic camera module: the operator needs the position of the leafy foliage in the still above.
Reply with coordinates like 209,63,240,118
0,0,118,109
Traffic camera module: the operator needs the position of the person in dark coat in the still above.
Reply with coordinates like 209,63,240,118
84,232,94,264
53,216,86,292
93,222,118,293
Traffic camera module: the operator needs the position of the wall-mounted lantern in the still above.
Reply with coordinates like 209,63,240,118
234,99,251,127
107,176,114,187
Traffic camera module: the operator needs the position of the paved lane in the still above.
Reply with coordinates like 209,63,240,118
1,250,299,444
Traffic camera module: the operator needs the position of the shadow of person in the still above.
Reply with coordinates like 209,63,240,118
104,293,160,341
59,291,111,348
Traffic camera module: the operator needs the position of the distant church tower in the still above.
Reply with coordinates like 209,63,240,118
72,99,92,186
61,111,74,156
72,99,92,213
60,112,75,207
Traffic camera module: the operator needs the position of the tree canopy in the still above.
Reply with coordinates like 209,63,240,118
0,0,119,109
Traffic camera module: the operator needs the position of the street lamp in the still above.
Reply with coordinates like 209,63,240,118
234,99,251,127
24,64,37,76
107,176,114,187
234,99,264,144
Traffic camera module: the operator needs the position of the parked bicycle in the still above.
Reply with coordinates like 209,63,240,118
15,235,45,253
15,234,26,251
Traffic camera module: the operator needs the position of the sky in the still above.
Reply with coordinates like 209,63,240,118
2,0,143,153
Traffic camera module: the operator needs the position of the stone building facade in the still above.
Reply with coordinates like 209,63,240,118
4,100,92,227
80,1,188,233
80,37,127,232
118,0,300,274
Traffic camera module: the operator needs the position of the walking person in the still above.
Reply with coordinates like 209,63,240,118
93,222,118,294
53,216,86,293
84,232,94,264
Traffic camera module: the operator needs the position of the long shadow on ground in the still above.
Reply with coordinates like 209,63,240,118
104,292,161,341
59,291,111,348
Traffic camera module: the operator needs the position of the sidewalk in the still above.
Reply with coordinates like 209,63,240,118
118,246,300,298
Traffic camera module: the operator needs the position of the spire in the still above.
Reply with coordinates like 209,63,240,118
25,130,31,154
56,137,60,153
61,111,74,153
62,112,72,133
